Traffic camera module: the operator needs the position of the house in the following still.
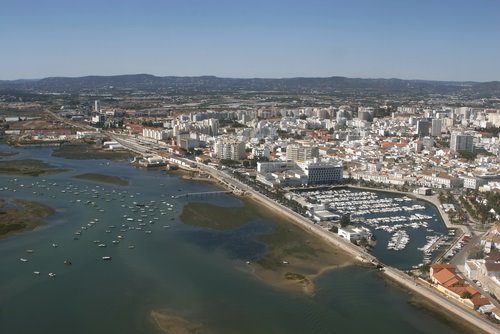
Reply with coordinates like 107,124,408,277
481,224,500,254
464,260,481,280
338,226,370,242
430,263,489,309
492,307,500,321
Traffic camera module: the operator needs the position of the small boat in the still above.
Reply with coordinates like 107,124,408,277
20,258,28,262
64,260,72,265
48,272,56,278
128,246,135,249
52,243,58,248
26,249,34,254
102,256,112,261
282,260,289,265
33,271,41,275
98,244,106,248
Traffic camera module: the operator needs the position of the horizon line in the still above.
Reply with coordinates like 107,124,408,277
1,73,499,84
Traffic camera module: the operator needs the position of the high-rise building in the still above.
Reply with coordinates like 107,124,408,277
94,100,101,113
286,144,319,162
215,140,246,161
431,119,442,137
450,133,474,153
416,119,431,137
208,118,219,136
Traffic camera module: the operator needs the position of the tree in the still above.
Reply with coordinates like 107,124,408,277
340,214,351,228
461,291,472,299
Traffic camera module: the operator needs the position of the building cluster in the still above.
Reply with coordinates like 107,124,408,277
3,98,499,194
463,225,500,302
430,264,491,311
124,104,500,193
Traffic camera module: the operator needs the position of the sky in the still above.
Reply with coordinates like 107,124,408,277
1,0,499,81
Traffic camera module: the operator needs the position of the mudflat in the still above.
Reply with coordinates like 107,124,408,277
0,198,55,236
180,200,354,295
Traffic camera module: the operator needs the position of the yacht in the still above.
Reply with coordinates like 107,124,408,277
20,258,28,262
102,256,112,261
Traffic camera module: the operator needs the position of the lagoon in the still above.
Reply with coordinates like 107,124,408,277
0,145,474,334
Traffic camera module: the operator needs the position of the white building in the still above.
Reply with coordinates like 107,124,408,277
143,128,167,140
338,226,370,242
94,100,101,113
257,161,297,174
214,140,246,161
252,146,271,159
286,144,319,162
298,160,343,185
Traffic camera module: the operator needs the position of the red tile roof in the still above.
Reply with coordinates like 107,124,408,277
433,268,462,287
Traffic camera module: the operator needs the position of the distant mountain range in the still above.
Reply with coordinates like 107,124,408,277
1,74,499,95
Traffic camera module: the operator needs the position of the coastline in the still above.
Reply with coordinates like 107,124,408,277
187,167,498,333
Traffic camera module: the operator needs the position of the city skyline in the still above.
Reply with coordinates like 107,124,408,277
1,0,500,82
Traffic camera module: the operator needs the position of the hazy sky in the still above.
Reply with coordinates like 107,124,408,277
1,0,499,81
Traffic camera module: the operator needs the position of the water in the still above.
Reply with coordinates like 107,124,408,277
0,146,469,333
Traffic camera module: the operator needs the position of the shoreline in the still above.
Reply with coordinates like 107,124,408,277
190,167,498,333
3,141,493,332
380,272,490,334
180,199,355,295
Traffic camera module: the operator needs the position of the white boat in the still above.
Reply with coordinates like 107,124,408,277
48,272,56,277
33,271,40,275
20,258,28,262
128,246,135,249
26,249,34,253
98,243,106,248
52,243,58,248
102,256,112,260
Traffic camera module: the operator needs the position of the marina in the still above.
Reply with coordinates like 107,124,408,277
298,188,452,268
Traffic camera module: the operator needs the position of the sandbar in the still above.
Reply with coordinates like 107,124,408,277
72,173,129,186
151,310,207,334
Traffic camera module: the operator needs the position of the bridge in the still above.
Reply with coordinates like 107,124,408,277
173,190,233,199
